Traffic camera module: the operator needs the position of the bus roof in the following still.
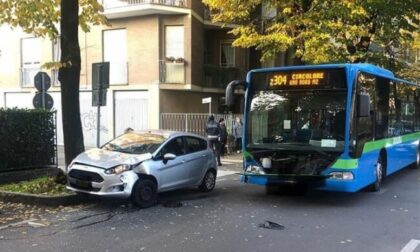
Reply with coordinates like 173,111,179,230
249,63,418,86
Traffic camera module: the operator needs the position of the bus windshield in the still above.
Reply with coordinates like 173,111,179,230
248,89,347,151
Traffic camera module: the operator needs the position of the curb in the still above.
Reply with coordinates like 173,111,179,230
0,190,91,207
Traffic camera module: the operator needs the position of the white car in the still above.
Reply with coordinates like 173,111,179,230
67,130,217,208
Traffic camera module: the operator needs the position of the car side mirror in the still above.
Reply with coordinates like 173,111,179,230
163,153,176,163
357,93,370,118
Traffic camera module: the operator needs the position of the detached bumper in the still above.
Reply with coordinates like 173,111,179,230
66,164,138,198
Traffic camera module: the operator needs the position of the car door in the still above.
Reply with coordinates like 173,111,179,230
156,137,190,191
184,136,210,185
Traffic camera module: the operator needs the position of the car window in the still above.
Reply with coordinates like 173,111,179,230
159,137,185,156
185,137,207,154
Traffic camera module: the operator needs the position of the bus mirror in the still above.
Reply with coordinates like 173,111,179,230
358,94,370,117
226,80,246,106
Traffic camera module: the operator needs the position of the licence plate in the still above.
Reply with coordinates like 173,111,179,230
72,178,91,188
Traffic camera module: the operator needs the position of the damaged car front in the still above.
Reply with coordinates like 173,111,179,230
66,131,167,198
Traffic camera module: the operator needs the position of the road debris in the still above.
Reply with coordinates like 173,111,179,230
258,220,285,230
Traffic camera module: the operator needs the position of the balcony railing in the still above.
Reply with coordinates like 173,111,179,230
102,0,188,9
159,61,185,84
203,65,239,89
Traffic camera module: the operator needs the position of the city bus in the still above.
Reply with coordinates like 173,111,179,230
226,63,419,192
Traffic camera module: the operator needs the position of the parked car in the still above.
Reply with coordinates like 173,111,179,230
66,130,217,208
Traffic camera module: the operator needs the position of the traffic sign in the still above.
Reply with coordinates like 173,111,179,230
34,72,51,92
92,62,110,90
33,92,54,110
202,97,212,104
92,89,107,106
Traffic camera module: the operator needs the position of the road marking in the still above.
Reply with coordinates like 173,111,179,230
401,239,420,252
0,218,38,230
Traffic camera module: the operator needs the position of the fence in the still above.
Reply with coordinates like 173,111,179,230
160,113,242,137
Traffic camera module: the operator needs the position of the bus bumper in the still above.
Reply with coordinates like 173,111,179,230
240,173,362,192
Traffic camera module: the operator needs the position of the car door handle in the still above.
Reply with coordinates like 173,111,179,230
181,160,186,163
202,154,207,157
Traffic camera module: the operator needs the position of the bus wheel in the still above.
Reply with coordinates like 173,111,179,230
370,155,384,192
412,146,420,169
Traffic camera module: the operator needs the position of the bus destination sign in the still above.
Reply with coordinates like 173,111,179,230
269,71,325,88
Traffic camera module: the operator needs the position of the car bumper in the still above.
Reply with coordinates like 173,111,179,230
67,164,138,198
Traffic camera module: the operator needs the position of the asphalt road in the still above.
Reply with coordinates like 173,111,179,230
1,161,419,252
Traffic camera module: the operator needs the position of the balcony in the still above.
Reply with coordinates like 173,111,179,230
102,0,189,19
159,60,185,84
203,65,238,89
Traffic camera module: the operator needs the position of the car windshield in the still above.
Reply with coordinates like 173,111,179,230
102,132,167,154
248,90,347,151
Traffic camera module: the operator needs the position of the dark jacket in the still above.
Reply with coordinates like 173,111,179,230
206,120,221,140
219,123,228,142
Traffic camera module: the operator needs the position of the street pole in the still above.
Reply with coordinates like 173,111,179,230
97,103,101,148
209,101,211,115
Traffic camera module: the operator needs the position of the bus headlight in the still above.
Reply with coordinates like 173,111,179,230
245,165,266,175
329,172,354,180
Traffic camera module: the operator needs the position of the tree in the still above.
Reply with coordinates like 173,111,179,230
203,0,420,71
0,0,107,166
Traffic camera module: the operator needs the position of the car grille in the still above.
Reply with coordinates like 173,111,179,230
68,169,104,183
69,182,101,192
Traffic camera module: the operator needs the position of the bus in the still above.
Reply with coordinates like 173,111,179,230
226,63,419,192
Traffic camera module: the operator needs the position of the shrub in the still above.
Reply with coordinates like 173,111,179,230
0,108,56,171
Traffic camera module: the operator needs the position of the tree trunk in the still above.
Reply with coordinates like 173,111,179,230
59,0,85,168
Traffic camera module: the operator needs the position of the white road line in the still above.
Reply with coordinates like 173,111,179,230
0,218,37,230
401,239,420,252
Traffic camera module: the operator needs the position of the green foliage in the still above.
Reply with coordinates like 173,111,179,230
203,0,420,69
0,108,56,171
0,0,108,39
0,176,68,195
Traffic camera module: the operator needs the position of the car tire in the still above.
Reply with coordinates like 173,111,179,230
369,154,385,192
199,170,216,192
131,179,157,208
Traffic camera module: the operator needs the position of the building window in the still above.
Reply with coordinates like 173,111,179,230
165,26,184,60
220,41,235,67
21,37,42,87
103,29,128,85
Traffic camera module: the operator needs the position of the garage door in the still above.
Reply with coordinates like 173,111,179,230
114,91,148,136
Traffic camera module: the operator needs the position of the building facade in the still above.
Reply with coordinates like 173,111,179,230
0,0,251,147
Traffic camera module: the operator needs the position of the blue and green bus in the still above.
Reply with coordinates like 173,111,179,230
226,63,419,192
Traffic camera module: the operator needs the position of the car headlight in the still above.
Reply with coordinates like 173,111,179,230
245,164,266,175
329,171,354,180
105,164,132,175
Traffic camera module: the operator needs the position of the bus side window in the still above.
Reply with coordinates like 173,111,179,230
354,73,374,157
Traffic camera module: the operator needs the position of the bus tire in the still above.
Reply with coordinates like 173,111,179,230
369,154,385,192
412,146,420,169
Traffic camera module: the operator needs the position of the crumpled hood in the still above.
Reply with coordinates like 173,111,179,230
71,148,153,169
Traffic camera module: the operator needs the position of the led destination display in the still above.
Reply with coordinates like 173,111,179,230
252,68,347,90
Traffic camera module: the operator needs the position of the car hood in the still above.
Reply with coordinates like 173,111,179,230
71,148,153,169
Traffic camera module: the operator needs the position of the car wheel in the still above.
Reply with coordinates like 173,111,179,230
369,155,384,192
131,179,157,208
199,170,216,192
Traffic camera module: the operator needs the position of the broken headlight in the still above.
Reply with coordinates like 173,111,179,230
105,164,132,175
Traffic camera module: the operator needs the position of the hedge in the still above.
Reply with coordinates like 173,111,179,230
0,108,56,172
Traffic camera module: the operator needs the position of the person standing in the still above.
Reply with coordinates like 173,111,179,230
206,115,222,166
233,117,243,153
218,118,228,157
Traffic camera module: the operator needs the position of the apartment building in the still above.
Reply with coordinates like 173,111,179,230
0,0,251,146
